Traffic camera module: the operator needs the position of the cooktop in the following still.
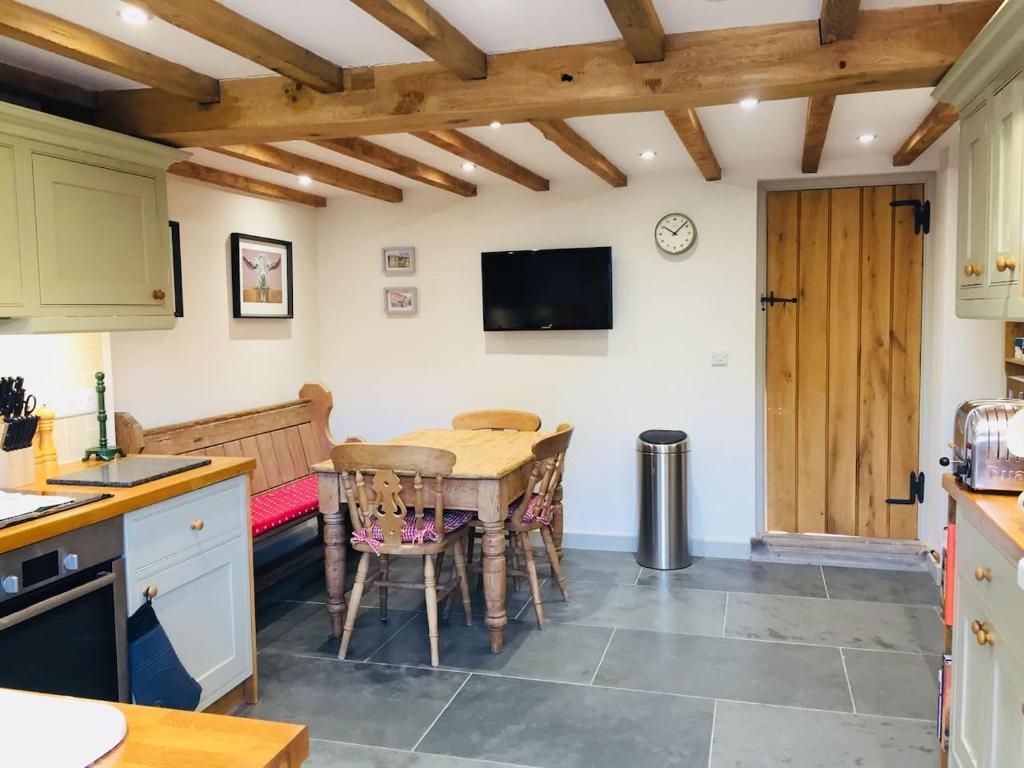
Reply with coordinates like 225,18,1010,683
46,456,212,488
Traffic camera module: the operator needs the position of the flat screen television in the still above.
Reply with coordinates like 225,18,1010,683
481,247,613,331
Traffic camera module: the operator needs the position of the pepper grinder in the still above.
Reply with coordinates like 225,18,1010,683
32,404,57,479
83,372,125,462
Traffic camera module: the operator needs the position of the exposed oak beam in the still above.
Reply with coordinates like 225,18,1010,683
819,0,861,44
413,130,549,191
134,0,343,92
349,0,486,80
893,102,958,166
0,0,219,102
665,108,721,181
212,144,402,202
801,94,836,173
0,61,98,109
313,137,476,196
96,2,998,146
531,119,626,188
603,0,665,63
169,161,326,207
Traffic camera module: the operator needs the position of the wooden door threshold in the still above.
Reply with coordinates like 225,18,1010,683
751,532,931,571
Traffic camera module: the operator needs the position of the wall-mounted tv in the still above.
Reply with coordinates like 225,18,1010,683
481,247,613,331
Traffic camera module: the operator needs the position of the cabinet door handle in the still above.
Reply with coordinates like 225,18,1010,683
974,620,995,646
974,566,992,582
143,585,158,600
190,518,204,531
996,255,1017,272
152,289,166,301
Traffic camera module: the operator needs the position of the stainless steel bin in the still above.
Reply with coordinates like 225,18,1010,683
636,430,690,570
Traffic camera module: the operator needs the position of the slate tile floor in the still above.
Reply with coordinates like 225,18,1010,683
248,552,943,768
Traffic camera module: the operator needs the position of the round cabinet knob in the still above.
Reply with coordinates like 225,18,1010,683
971,619,983,634
975,622,996,647
152,288,166,301
973,263,983,275
143,585,158,600
1,575,19,594
975,566,993,582
63,553,79,572
964,264,974,277
996,256,1017,272
190,519,204,531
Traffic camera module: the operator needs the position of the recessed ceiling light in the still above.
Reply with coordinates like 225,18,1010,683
489,121,502,130
739,97,759,110
639,150,657,160
462,162,476,172
297,175,312,186
857,133,877,144
118,4,151,25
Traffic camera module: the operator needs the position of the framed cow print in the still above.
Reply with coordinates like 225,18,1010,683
230,233,294,319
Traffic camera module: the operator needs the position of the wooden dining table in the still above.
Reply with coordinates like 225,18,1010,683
312,428,552,653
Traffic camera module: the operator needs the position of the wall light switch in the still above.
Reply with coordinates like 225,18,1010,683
711,352,729,367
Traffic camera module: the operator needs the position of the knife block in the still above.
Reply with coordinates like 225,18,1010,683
0,446,35,488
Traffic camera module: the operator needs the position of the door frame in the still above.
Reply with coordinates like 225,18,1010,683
754,171,938,539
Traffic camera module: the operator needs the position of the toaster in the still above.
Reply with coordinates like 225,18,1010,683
949,399,1024,492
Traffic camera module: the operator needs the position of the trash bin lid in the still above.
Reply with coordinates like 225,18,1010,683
637,429,689,453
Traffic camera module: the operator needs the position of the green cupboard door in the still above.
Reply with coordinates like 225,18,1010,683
32,153,168,307
0,143,23,307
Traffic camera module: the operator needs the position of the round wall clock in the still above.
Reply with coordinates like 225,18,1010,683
655,212,697,255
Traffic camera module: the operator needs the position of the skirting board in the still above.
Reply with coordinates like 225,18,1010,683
562,532,751,559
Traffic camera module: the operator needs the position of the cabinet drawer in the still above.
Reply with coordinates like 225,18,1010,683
124,477,246,571
957,512,1024,648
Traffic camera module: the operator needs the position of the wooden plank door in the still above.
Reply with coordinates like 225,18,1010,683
765,184,924,539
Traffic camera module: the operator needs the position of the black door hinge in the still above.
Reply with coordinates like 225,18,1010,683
886,471,925,505
890,199,931,235
760,291,799,311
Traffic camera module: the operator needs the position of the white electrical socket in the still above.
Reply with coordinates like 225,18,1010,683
711,352,729,367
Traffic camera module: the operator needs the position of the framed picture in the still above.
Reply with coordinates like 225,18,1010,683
169,220,184,318
384,287,418,316
230,233,294,319
382,246,416,274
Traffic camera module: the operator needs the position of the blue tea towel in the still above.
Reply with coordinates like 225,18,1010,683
127,599,201,710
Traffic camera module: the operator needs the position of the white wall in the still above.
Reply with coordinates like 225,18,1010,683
110,176,321,428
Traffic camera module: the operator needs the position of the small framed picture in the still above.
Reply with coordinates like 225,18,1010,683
384,287,418,316
169,220,183,318
230,233,294,319
382,246,416,275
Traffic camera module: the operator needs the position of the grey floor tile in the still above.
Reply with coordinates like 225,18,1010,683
538,579,726,636
725,593,944,653
594,628,852,711
307,741,509,768
246,653,467,749
417,674,714,768
370,613,614,684
638,557,827,598
823,566,939,606
843,649,941,720
258,561,330,604
551,548,643,584
256,598,321,641
711,700,937,767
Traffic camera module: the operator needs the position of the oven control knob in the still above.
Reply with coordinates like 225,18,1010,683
63,553,80,572
1,575,19,594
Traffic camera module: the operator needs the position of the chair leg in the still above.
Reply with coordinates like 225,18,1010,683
452,537,472,625
423,554,440,667
379,555,389,623
541,526,570,602
339,552,371,660
519,531,544,629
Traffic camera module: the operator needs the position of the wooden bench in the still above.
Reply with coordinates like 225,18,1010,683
114,383,335,590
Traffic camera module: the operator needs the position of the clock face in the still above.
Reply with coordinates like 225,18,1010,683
655,213,696,255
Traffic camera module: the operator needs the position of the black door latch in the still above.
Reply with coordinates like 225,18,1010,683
886,471,925,505
890,199,931,235
760,291,799,311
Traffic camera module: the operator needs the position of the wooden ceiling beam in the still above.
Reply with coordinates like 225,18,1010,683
531,119,626,188
893,102,959,167
169,161,326,207
0,61,98,110
0,0,219,102
819,0,861,44
212,144,402,202
313,137,476,196
349,0,486,80
665,108,721,181
96,1,998,145
602,0,665,63
133,0,343,92
413,130,549,191
801,94,836,173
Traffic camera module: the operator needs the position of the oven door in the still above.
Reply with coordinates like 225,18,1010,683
0,559,128,702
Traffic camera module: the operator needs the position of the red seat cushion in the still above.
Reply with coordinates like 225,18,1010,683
250,475,320,537
509,494,550,524
351,510,474,552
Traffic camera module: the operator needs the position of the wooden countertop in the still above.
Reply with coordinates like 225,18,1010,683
943,473,1024,563
1,456,255,554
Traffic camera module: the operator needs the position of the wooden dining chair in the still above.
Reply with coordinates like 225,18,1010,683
451,409,542,432
331,442,473,667
469,424,573,629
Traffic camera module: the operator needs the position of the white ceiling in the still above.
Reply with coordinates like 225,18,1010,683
0,0,965,197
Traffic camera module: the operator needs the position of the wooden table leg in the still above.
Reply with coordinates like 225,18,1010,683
481,518,507,653
318,472,347,638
